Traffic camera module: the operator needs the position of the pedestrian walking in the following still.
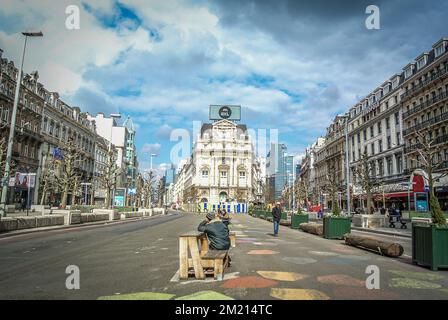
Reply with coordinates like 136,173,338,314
21,198,26,212
272,202,282,237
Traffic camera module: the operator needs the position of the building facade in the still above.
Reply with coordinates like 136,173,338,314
173,119,259,213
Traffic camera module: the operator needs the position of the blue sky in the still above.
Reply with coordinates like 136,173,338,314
1,0,447,173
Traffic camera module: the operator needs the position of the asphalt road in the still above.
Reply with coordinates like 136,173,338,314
1,211,448,300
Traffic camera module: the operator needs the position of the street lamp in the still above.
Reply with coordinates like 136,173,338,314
150,153,157,171
1,31,43,217
108,113,121,208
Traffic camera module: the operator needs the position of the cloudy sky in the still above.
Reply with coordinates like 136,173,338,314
1,0,447,172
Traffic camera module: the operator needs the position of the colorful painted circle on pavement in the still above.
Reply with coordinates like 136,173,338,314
97,292,175,300
388,270,445,281
389,278,442,289
332,287,401,300
221,276,278,289
247,249,279,255
257,271,308,282
175,291,234,300
282,257,317,265
308,251,339,257
270,288,330,300
317,274,365,287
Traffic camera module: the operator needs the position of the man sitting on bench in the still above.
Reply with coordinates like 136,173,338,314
198,212,230,251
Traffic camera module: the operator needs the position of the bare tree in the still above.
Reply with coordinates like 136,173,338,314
295,179,309,209
97,149,121,209
39,155,57,205
324,164,342,215
142,171,155,208
71,175,82,206
352,151,379,214
410,130,447,226
157,176,165,207
54,136,84,209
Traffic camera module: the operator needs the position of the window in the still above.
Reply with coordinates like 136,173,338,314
220,171,227,179
363,129,367,141
417,56,427,70
378,122,382,134
202,170,208,179
370,143,375,155
378,159,384,176
435,44,445,58
378,140,383,153
405,66,414,79
387,136,392,149
396,132,401,146
370,126,374,138
386,117,390,129
386,157,393,175
24,144,29,157
396,155,403,173
395,112,399,125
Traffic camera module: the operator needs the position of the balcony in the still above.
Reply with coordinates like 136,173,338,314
404,133,448,153
403,111,448,136
404,161,448,175
403,90,448,119
401,65,448,101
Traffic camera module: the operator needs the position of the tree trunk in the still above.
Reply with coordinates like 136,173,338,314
61,184,69,208
40,187,47,205
105,188,111,209
345,234,404,257
366,187,373,214
299,223,323,236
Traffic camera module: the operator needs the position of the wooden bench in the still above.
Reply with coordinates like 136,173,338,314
179,231,232,281
229,231,236,248
202,250,229,280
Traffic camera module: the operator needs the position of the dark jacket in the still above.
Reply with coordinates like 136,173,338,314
198,219,230,250
272,206,281,222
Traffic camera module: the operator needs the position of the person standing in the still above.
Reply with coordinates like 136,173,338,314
272,202,282,237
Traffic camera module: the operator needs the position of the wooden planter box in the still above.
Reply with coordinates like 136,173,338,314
291,214,309,229
323,216,351,239
412,223,448,271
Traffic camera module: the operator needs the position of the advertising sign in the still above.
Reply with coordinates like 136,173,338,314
12,173,36,188
415,192,428,212
209,105,241,121
114,188,126,207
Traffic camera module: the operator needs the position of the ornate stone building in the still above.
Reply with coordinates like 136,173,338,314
174,119,259,213
401,38,448,210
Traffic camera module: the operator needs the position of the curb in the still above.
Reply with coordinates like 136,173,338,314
351,226,412,239
0,213,175,240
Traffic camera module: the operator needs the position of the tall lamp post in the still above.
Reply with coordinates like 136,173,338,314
343,115,351,216
150,153,157,171
1,31,43,217
108,113,121,208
